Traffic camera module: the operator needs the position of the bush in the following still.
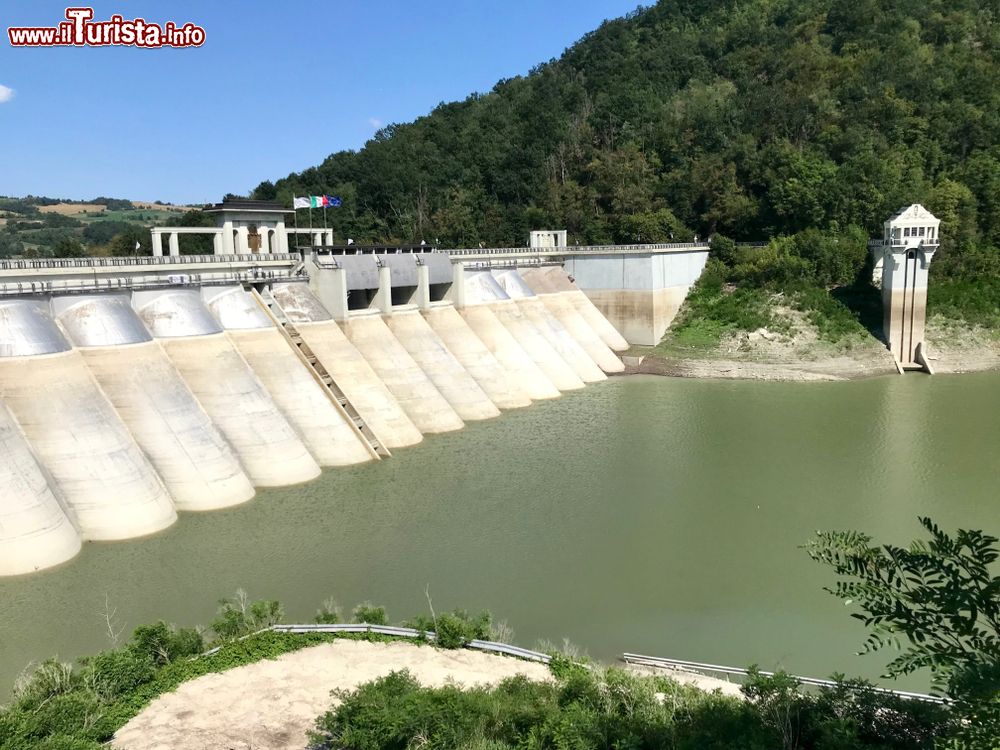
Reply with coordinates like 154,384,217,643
351,602,388,625
434,611,491,649
87,650,155,700
129,621,203,666
314,598,341,625
790,286,867,343
310,665,954,750
210,589,284,640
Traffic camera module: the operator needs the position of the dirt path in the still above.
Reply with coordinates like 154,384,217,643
113,640,552,750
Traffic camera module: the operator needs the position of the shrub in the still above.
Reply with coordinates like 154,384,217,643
11,660,76,709
129,621,203,666
432,610,491,649
87,649,155,700
210,589,284,640
351,602,388,626
314,597,341,625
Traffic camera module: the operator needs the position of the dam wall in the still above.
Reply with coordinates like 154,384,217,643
0,299,177,541
520,268,624,373
0,247,633,576
134,289,321,487
53,293,255,512
342,310,465,434
563,249,708,346
422,303,532,410
270,283,424,450
0,399,82,576
493,270,606,384
204,286,375,467
458,272,562,401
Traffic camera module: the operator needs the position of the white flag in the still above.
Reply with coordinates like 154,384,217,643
347,238,354,245
135,241,141,251
292,196,310,209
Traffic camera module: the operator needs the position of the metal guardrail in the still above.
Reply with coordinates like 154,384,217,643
269,624,551,663
447,242,710,256
0,269,297,297
0,253,299,270
622,653,945,703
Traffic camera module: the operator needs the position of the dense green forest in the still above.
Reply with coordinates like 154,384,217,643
255,0,999,262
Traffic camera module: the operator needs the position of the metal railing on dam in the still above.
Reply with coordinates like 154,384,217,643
0,269,299,297
0,253,304,296
0,253,300,270
446,242,711,258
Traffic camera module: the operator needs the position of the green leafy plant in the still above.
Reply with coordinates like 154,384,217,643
807,517,1000,742
351,602,388,626
209,589,284,641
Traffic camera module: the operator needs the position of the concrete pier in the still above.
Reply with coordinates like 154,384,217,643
0,299,177,540
521,267,624,374
385,307,500,421
134,289,321,487
422,303,532,410
0,399,81,576
271,283,424,449
342,311,465,434
204,286,374,467
54,293,256,512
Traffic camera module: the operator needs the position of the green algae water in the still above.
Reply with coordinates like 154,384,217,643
1,373,997,695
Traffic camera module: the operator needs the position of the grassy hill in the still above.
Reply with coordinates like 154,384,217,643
0,196,202,258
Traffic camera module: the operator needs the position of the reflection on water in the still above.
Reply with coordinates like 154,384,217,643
0,372,997,694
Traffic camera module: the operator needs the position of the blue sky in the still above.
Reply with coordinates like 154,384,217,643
0,1,641,204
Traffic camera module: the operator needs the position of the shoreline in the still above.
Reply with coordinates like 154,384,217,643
622,351,1000,382
621,322,1000,383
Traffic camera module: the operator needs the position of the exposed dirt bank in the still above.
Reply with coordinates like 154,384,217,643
627,312,999,382
113,640,552,750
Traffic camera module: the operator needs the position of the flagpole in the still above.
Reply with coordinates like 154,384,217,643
293,197,299,252
309,202,313,248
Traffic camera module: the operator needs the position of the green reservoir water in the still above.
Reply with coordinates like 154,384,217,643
1,373,997,694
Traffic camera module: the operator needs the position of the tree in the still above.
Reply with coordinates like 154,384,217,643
807,518,1000,743
52,236,87,258
108,226,151,256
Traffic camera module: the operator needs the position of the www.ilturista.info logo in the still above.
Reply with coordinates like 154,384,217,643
7,7,205,48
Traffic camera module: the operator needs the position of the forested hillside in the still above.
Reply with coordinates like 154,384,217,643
255,0,999,263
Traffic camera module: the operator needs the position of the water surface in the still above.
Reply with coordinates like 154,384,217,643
1,372,997,694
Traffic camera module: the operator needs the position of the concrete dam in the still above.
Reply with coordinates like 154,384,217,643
0,244,710,577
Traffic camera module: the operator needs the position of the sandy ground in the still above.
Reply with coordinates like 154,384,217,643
113,640,552,750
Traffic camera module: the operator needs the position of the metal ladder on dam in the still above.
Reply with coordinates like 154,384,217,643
249,288,391,459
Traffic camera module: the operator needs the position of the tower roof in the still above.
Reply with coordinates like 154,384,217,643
885,204,939,224
203,199,291,214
